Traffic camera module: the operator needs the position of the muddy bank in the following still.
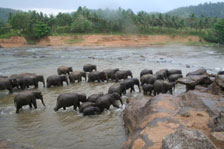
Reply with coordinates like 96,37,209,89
0,35,202,48
123,76,224,149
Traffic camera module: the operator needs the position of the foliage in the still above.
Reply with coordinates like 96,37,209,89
1,4,224,44
70,15,93,33
167,2,224,18
32,22,50,40
214,19,224,44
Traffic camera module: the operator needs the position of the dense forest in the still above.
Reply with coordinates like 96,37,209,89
167,2,224,18
0,2,224,44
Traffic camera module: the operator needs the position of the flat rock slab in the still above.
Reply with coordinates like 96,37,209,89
162,129,217,149
177,75,212,90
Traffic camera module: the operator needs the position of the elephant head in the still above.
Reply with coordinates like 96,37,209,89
101,72,108,82
111,93,123,105
93,65,97,71
78,93,87,103
68,67,73,73
36,75,45,87
127,70,133,78
60,75,68,85
32,91,45,106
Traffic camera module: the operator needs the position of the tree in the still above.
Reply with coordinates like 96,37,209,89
32,22,50,39
70,15,93,33
214,19,224,43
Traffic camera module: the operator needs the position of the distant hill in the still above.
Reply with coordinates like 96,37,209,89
167,2,224,18
0,8,18,22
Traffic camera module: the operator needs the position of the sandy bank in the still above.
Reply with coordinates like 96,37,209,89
0,35,202,48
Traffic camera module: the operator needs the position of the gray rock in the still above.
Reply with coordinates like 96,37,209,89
162,129,217,149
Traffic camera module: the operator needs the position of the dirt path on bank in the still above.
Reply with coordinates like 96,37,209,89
0,35,202,48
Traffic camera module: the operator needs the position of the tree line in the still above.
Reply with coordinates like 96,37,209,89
0,6,223,44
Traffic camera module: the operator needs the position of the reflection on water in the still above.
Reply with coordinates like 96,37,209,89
0,45,224,148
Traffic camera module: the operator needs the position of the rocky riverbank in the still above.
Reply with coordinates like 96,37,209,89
123,74,224,149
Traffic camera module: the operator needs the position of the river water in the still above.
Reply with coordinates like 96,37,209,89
0,45,224,148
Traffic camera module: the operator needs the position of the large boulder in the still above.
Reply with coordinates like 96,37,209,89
123,90,224,148
162,129,216,149
186,69,207,76
215,75,224,89
177,75,212,91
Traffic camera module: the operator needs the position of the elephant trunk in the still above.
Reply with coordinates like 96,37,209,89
40,97,46,107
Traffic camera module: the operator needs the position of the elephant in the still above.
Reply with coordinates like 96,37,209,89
140,74,157,86
9,73,45,89
168,74,183,82
57,66,73,75
140,69,153,77
155,69,168,80
129,78,141,92
218,71,224,75
186,69,207,76
115,70,133,82
54,93,87,111
69,72,82,83
121,79,135,93
87,92,104,103
14,91,45,113
0,75,8,78
88,71,108,82
79,102,97,113
108,82,126,96
47,75,68,88
164,81,175,94
142,84,154,95
103,68,119,80
153,80,174,96
83,64,97,72
0,78,13,93
80,71,87,81
83,106,101,116
96,93,123,111
168,69,182,76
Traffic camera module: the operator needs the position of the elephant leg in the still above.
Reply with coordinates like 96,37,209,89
29,103,32,109
73,105,77,110
33,101,37,109
16,105,21,113
63,107,66,110
154,91,157,96
169,89,173,95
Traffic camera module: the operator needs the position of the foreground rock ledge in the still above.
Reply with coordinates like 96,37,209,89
123,90,224,149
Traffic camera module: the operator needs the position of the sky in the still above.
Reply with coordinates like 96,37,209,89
0,0,223,15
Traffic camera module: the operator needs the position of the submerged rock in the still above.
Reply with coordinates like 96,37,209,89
162,129,216,149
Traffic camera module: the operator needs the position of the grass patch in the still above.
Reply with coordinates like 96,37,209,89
65,38,84,44
0,32,18,39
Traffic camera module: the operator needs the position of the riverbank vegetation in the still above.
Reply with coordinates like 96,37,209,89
0,2,224,44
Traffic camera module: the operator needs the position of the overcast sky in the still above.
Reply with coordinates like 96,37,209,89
0,0,223,15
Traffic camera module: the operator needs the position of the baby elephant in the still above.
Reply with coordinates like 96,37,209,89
142,84,154,96
14,91,45,113
54,93,87,111
83,106,101,116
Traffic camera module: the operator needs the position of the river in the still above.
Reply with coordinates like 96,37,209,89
0,45,224,148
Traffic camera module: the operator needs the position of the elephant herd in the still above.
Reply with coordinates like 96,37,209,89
0,63,220,115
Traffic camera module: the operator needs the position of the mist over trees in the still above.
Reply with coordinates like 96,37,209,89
0,3,224,44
